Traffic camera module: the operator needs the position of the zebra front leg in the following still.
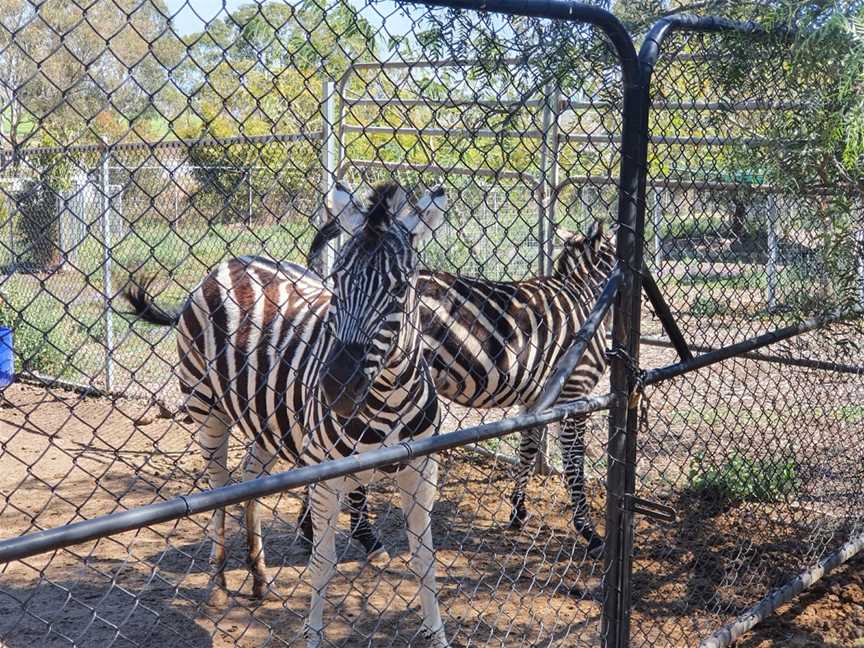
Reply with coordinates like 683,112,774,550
509,425,544,530
398,458,448,648
305,478,343,648
242,442,277,600
560,413,603,555
196,411,231,607
347,487,385,557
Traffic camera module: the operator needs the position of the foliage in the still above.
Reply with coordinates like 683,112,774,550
686,452,798,503
16,178,61,269
0,292,67,376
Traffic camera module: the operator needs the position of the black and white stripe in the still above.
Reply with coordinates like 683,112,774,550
125,181,451,648
308,220,615,556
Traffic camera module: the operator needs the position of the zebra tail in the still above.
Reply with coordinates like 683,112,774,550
123,276,181,327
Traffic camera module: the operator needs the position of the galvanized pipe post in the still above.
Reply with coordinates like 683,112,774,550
100,151,114,392
536,81,562,475
653,187,664,273
766,193,779,311
319,78,340,276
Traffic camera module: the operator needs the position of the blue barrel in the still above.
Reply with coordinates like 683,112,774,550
0,327,12,387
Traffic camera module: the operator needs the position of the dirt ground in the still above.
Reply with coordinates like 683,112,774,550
0,382,608,648
1,333,863,648
739,554,864,648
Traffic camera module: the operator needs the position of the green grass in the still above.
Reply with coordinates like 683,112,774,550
833,405,864,423
0,217,317,384
686,452,798,503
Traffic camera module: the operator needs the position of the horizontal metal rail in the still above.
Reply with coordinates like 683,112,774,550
638,335,864,375
0,392,619,565
530,264,622,413
346,95,804,114
343,123,791,149
642,311,858,386
342,158,540,183
699,530,864,648
344,97,545,108
342,124,545,139
345,159,789,197
1,131,322,159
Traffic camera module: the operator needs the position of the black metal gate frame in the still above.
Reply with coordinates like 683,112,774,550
0,4,856,648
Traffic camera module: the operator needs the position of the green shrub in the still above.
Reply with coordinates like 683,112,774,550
0,293,68,376
686,452,797,503
16,179,62,269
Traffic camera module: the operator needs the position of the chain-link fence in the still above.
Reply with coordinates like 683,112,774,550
1,2,862,647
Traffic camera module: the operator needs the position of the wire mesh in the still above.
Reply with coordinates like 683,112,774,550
2,2,862,647
631,23,864,647
0,2,629,647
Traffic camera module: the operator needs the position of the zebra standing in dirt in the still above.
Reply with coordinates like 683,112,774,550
308,217,616,556
125,181,450,648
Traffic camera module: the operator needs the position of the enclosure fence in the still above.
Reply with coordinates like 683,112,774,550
0,2,862,648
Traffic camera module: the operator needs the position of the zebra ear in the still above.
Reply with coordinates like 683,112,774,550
587,219,603,242
327,182,364,234
555,227,579,242
400,186,448,244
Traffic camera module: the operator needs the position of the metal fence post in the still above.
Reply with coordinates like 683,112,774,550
653,187,664,273
536,82,561,475
319,78,340,276
602,54,649,648
856,227,864,309
766,193,779,311
537,81,561,277
100,151,114,392
247,168,253,225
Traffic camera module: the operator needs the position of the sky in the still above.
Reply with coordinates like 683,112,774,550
163,0,417,37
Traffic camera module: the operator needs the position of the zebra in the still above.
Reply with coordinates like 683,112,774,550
305,217,616,557
124,181,451,648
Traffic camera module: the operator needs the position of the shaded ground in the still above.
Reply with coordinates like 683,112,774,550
738,554,864,648
1,331,863,647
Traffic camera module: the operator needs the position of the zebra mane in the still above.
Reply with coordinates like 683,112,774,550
364,181,412,234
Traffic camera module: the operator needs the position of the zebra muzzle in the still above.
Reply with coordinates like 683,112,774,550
320,343,370,418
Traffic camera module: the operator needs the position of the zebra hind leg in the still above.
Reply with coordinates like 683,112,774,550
347,487,384,557
297,486,383,558
560,413,603,556
509,425,544,530
297,488,314,549
194,409,232,607
242,442,278,600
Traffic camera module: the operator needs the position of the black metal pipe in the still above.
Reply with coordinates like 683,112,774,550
412,0,640,85
530,264,622,414
641,314,849,386
0,393,619,565
638,334,864,375
640,264,692,361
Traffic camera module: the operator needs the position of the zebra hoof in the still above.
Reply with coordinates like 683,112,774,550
205,584,230,609
508,509,528,531
586,536,604,559
364,539,386,560
252,579,277,601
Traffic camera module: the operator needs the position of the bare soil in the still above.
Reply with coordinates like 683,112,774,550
1,331,862,648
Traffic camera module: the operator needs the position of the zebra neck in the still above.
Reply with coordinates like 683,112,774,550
368,345,425,401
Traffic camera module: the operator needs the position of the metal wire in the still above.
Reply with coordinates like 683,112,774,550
0,2,861,648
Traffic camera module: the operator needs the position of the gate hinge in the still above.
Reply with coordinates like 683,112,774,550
622,494,676,523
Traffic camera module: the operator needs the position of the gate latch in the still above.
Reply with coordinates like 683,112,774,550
622,494,676,523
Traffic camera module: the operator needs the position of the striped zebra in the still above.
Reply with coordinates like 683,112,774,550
306,218,616,557
124,181,450,648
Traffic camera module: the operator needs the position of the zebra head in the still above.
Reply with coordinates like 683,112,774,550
554,220,616,279
319,181,447,418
